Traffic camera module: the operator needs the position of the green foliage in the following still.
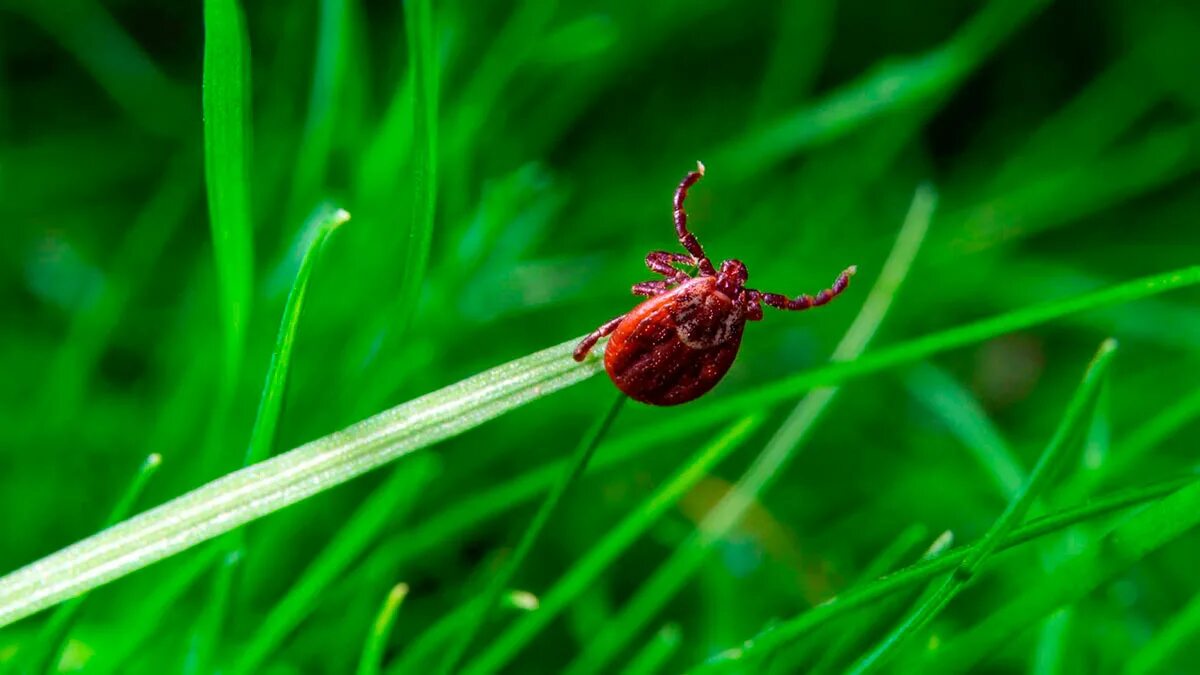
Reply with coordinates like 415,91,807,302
2,0,1200,672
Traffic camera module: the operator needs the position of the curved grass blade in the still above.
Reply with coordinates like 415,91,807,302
922,473,1200,672
0,337,605,629
686,474,1198,673
358,583,409,675
847,338,1118,673
436,394,627,675
562,182,938,675
246,205,350,466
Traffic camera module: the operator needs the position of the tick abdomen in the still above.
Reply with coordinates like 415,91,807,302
604,277,745,405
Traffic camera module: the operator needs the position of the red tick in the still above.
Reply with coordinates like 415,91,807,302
573,162,857,406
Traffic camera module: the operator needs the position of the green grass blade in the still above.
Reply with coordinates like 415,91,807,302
245,205,350,466
563,182,937,675
692,265,1200,420
285,0,351,226
385,589,539,674
687,475,1198,673
805,524,932,675
437,394,627,675
190,205,348,668
37,154,198,423
717,0,1050,176
0,337,604,629
922,475,1200,672
392,0,438,339
87,548,223,675
228,457,436,674
16,454,161,675
184,550,239,674
203,0,255,396
905,363,1026,499
358,583,409,675
13,0,188,134
1125,588,1200,674
460,415,766,675
847,339,1118,673
621,624,681,675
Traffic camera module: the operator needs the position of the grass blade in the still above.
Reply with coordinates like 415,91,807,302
385,590,539,674
688,474,1198,673
393,0,438,339
285,0,351,226
436,394,627,674
804,524,932,674
15,454,161,675
246,205,350,466
905,364,1026,499
923,474,1200,672
461,415,766,675
847,339,1118,673
358,583,409,675
563,182,938,675
203,0,255,395
683,264,1200,422
621,624,682,675
189,205,348,669
717,0,1050,177
0,337,604,629
228,456,436,674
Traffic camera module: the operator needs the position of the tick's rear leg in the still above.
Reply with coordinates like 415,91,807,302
574,314,626,361
750,265,857,312
645,251,694,283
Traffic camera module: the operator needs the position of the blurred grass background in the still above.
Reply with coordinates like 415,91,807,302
1,0,1200,672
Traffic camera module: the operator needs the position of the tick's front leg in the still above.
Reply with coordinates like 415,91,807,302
574,314,626,361
645,251,695,283
755,266,857,311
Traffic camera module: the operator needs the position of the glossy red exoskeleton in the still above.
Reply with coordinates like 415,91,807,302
573,162,857,406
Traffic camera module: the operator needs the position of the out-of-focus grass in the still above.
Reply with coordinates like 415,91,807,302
2,0,1200,672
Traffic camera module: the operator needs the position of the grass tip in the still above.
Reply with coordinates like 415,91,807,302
331,208,352,229
388,583,410,604
924,530,955,557
505,589,540,611
142,453,163,470
696,160,706,175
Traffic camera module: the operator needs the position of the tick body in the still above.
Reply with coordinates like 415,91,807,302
573,162,857,406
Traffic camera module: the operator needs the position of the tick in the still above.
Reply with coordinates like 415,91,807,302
573,162,857,406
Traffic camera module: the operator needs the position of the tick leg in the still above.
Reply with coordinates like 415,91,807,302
751,265,857,312
574,314,626,361
743,294,764,321
645,251,694,283
632,280,672,297
674,162,717,277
